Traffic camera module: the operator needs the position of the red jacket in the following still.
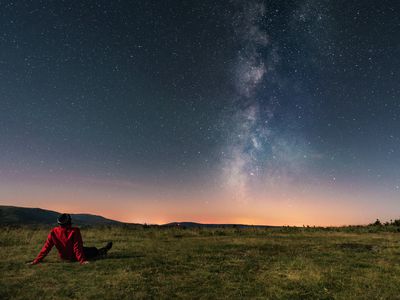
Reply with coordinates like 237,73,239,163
33,226,86,264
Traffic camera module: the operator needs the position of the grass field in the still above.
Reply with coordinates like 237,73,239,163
1,226,400,299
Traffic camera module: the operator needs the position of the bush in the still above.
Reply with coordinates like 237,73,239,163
371,219,382,226
392,219,400,226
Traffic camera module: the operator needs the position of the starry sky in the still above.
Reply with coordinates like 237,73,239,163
1,0,399,225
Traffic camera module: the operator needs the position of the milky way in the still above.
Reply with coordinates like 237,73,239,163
221,1,312,202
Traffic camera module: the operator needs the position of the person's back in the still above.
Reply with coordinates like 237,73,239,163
51,227,79,258
50,226,83,261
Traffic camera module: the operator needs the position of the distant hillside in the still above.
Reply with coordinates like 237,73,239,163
0,205,123,226
0,206,277,228
163,222,275,228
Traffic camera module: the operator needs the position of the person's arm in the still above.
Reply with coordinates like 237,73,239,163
32,231,54,264
73,229,87,264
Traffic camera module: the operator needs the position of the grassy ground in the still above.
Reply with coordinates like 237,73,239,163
1,226,399,299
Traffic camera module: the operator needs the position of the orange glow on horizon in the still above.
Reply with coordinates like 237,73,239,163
1,192,391,227
1,174,398,227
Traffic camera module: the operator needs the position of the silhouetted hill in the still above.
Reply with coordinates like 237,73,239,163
0,205,123,226
0,206,278,228
163,222,275,228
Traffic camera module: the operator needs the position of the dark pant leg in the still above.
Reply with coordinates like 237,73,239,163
83,246,99,260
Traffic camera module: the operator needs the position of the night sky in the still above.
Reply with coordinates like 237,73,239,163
1,0,399,225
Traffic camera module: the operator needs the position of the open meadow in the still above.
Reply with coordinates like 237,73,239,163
1,226,400,299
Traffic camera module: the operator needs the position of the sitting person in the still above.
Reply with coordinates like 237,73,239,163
28,213,112,265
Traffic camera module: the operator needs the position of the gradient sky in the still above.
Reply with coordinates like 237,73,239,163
1,0,399,226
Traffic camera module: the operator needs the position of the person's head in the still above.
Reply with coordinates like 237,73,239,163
57,213,72,227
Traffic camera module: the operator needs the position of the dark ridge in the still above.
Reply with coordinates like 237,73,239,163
162,222,277,228
0,205,123,226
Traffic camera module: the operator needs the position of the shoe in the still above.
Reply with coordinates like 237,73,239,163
98,242,113,256
105,241,113,251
